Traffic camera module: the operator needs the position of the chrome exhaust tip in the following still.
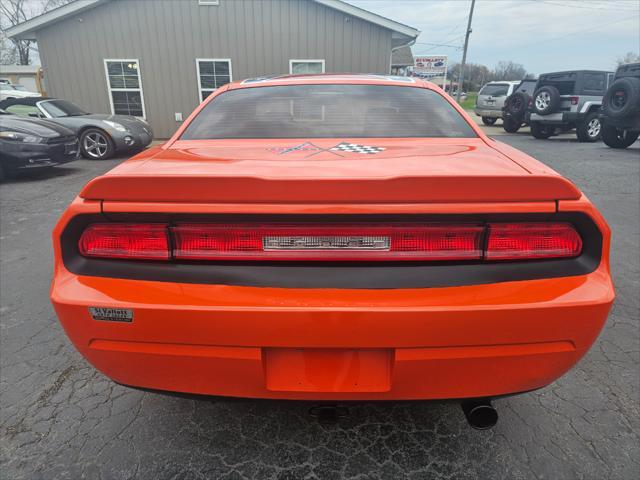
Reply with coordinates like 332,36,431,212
461,400,498,430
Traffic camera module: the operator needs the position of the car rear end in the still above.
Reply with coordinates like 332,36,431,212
531,71,611,125
51,78,614,402
475,82,515,119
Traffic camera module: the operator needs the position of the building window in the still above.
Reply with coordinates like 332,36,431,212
289,59,325,75
196,59,232,102
104,59,145,117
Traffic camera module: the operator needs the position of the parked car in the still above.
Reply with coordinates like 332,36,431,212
600,63,640,149
502,79,537,133
0,109,79,181
50,75,613,430
474,81,520,125
0,97,153,160
529,70,614,142
0,83,40,100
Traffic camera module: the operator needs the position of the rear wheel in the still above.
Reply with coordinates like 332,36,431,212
482,116,497,126
576,112,602,142
503,116,521,133
530,122,554,139
601,124,640,148
80,128,115,160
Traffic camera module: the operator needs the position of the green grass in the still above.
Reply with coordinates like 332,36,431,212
459,92,477,110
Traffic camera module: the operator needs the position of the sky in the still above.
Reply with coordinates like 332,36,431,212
348,0,640,75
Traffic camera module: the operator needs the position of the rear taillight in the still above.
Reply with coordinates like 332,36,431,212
77,222,583,262
570,96,579,105
78,224,170,260
486,223,582,260
172,224,484,261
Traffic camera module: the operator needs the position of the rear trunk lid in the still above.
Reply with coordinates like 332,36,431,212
81,138,580,204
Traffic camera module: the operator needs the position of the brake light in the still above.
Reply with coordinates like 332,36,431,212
486,223,582,260
172,224,484,261
570,96,579,105
78,224,170,260
76,222,583,262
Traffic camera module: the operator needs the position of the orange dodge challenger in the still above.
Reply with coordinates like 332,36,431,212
51,75,614,429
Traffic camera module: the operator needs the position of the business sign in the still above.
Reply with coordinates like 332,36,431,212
413,55,448,77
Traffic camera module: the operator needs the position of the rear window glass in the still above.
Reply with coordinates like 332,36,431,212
581,72,605,94
479,84,509,96
180,84,477,139
517,82,536,95
538,74,576,95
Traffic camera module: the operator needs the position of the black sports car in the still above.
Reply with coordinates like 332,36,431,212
0,97,153,160
0,109,79,181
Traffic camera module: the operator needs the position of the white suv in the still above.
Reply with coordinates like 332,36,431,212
474,81,520,125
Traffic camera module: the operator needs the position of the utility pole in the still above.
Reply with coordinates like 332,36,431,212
456,0,476,103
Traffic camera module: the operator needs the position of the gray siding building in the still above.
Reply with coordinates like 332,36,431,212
7,0,419,138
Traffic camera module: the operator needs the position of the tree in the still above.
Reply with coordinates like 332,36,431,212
491,61,527,81
616,52,640,66
0,0,70,65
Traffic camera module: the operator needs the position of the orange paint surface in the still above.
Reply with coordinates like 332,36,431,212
51,75,614,400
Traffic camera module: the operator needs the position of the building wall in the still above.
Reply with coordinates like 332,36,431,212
36,0,394,137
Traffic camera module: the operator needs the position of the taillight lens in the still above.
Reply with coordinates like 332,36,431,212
570,96,579,105
486,222,582,260
172,224,484,261
76,221,583,262
78,224,170,260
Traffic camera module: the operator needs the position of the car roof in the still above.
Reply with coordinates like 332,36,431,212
228,73,430,90
539,70,614,76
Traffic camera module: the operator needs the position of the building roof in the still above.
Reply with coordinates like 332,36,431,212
6,0,419,42
391,46,414,67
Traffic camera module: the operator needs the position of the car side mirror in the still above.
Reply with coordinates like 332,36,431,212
28,112,41,118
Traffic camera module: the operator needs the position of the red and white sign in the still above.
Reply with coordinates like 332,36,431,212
413,55,448,76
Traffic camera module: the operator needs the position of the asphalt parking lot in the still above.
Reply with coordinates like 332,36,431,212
1,132,638,480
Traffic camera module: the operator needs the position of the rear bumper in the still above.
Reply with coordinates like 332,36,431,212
51,263,613,401
530,112,582,124
50,198,614,401
601,114,640,131
474,108,502,118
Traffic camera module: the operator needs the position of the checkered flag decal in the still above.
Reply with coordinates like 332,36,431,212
330,142,385,154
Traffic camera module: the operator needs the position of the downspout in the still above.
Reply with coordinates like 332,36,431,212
389,38,416,75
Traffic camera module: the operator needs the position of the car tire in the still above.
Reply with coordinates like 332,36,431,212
601,124,640,149
533,86,560,115
576,112,602,142
530,122,554,139
503,116,521,133
482,116,497,126
506,92,529,116
603,77,640,119
80,128,115,160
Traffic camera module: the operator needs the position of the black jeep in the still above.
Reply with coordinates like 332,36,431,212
600,63,640,149
529,70,614,142
501,79,537,133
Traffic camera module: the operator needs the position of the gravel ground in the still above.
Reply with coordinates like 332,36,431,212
1,135,638,480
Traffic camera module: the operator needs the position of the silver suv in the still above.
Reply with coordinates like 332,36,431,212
529,70,614,142
474,81,520,125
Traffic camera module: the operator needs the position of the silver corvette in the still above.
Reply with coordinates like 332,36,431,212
0,97,153,160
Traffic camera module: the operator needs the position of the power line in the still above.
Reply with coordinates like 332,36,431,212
522,0,639,12
491,14,639,53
